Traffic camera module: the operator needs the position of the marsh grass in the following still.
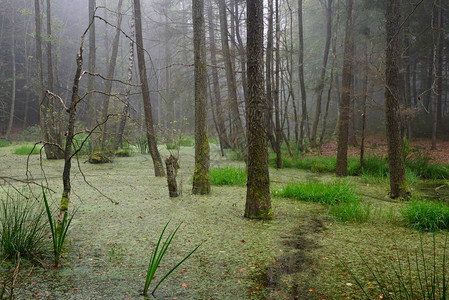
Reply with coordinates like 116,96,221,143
13,145,40,155
72,134,92,156
273,181,359,205
42,190,77,267
402,199,449,231
330,201,371,223
0,193,47,260
346,235,449,299
210,167,246,186
143,221,200,296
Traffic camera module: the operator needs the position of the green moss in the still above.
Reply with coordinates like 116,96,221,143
89,152,111,163
60,193,69,211
115,149,130,157
192,137,210,194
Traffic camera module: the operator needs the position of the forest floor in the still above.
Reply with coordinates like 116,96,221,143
0,142,447,299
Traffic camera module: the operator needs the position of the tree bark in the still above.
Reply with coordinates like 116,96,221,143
266,0,275,150
245,0,272,220
274,0,282,168
218,0,247,158
207,3,230,150
311,0,333,146
133,0,165,176
115,7,135,150
431,0,442,150
99,0,123,151
165,155,179,197
336,0,354,177
87,0,96,130
298,0,308,150
385,0,409,198
192,0,211,195
5,5,15,140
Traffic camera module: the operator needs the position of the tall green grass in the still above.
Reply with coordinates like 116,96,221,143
273,181,359,205
210,167,246,186
0,193,47,259
330,201,371,223
402,199,449,232
13,145,40,155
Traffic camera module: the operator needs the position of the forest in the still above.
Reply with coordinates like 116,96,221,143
0,0,448,298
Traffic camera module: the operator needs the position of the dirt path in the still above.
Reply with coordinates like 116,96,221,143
256,213,327,299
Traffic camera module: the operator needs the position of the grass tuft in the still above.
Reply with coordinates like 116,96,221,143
210,167,246,186
0,193,47,260
0,140,10,147
273,181,359,205
330,201,371,223
402,199,449,232
13,145,40,155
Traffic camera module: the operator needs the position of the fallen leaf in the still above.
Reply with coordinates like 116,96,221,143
182,282,188,288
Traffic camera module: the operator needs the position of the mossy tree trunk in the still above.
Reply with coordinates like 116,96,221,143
336,0,354,177
274,0,282,169
192,0,210,195
245,0,272,220
133,0,165,177
385,0,409,198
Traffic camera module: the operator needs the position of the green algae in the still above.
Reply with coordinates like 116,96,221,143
1,143,448,299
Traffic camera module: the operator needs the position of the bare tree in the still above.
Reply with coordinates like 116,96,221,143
133,0,165,177
192,0,210,195
87,0,96,130
298,0,308,149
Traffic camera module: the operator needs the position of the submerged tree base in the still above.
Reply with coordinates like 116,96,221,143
88,152,112,164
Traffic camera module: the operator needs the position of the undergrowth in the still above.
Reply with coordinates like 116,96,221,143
0,192,47,260
210,167,246,186
13,145,40,155
402,199,449,232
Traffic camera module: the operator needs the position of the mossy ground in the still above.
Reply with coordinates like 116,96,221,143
0,144,447,299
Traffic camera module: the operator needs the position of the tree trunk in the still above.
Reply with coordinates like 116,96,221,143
218,0,247,158
87,0,96,130
319,0,340,149
192,0,210,195
360,44,368,172
385,0,409,198
165,155,179,197
133,0,165,177
335,0,354,177
310,0,333,146
298,0,308,150
431,0,442,150
266,0,275,150
115,5,135,150
274,0,282,168
35,0,48,150
5,5,15,140
245,0,272,220
207,3,230,150
99,0,123,151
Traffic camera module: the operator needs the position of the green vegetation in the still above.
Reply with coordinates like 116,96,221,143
42,190,77,267
135,135,149,154
347,235,449,299
210,167,246,186
0,193,47,260
115,148,131,157
274,181,359,205
230,149,245,161
330,201,371,223
144,221,200,296
13,144,40,155
72,134,92,156
0,140,10,147
402,199,449,232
